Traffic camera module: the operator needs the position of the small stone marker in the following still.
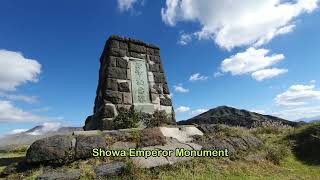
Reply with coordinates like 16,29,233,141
84,35,175,130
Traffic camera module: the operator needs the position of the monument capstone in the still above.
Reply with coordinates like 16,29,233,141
84,35,175,130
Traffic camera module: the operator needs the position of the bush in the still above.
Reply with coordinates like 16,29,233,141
252,121,292,135
144,110,172,128
112,106,141,129
288,122,320,164
265,144,290,165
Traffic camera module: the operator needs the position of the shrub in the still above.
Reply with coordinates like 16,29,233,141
144,110,172,128
288,122,320,164
112,106,141,129
265,144,290,165
252,121,292,135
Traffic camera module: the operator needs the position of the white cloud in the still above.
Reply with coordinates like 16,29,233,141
174,84,189,93
0,100,45,123
189,73,208,81
117,0,140,12
220,47,286,81
251,68,288,81
0,93,38,104
176,106,190,113
272,106,320,121
178,33,192,45
0,50,41,92
214,72,223,78
221,48,285,75
161,0,319,49
10,129,28,134
191,109,208,116
27,122,62,135
275,83,320,106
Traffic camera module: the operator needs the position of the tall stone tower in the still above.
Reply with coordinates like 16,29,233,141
84,35,175,130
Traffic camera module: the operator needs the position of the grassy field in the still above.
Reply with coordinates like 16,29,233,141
1,123,320,179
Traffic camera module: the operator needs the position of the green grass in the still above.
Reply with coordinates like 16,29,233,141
2,123,320,179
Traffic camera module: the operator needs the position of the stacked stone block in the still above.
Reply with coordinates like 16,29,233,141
84,35,175,130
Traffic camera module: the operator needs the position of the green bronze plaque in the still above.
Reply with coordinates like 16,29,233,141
131,59,151,105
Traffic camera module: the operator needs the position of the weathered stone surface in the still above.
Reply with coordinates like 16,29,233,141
94,162,125,178
108,67,127,80
119,41,128,50
99,104,117,118
131,152,169,168
109,40,119,49
122,93,132,105
154,49,160,56
108,56,117,67
105,90,122,104
111,141,136,150
131,138,203,168
129,43,146,53
130,52,144,59
160,126,203,143
36,170,81,180
84,116,99,131
118,82,130,92
192,133,263,154
162,84,170,94
149,64,160,72
26,135,73,164
109,48,127,57
146,48,154,55
75,135,106,159
139,128,166,147
154,73,165,83
160,97,172,106
153,84,162,94
117,58,128,69
149,55,160,64
106,78,118,91
151,93,160,104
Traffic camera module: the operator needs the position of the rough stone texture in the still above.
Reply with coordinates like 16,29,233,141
111,141,136,150
122,93,132,105
160,126,204,143
105,90,122,104
94,162,125,178
131,138,203,168
108,67,127,80
160,97,172,106
139,128,166,147
193,134,263,154
117,58,128,69
75,135,107,159
118,82,130,92
36,170,81,180
106,78,118,91
85,35,175,131
162,84,170,94
25,135,73,164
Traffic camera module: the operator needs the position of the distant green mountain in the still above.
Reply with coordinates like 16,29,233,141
178,106,299,128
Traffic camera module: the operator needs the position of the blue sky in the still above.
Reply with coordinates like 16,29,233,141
0,0,320,135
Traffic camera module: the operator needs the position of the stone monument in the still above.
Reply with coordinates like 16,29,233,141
84,35,175,130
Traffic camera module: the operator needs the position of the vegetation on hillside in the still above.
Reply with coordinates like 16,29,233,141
1,122,320,179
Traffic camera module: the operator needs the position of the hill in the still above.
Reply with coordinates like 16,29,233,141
178,106,299,127
0,125,82,152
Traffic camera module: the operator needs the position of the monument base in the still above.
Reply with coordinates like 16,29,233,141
134,104,155,114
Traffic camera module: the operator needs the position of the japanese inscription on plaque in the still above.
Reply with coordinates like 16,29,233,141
131,59,151,104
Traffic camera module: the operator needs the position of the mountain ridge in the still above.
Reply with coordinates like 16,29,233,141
178,106,299,127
